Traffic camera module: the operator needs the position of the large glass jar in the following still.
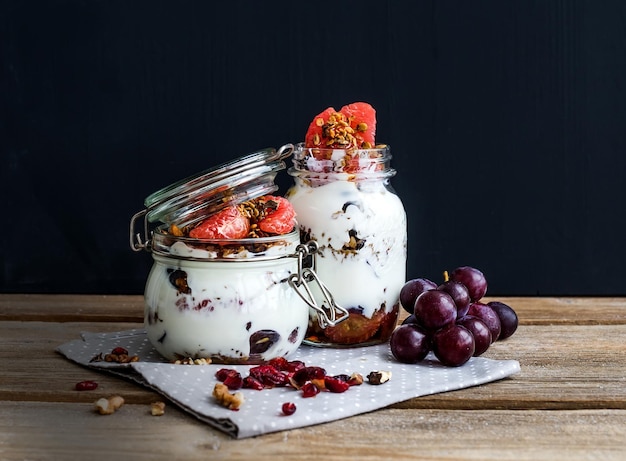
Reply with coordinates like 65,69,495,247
141,228,310,363
286,143,407,347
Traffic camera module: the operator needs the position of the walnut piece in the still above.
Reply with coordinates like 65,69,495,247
213,383,244,411
94,395,125,415
367,370,392,385
151,401,166,416
172,357,212,365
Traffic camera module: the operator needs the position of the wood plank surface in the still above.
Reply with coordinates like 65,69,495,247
0,402,624,461
2,294,625,324
2,321,626,409
2,295,626,459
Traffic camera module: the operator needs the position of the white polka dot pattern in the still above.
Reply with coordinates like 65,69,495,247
57,329,520,439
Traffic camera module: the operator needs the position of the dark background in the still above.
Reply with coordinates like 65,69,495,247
2,1,625,296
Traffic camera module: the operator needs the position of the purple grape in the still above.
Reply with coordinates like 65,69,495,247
449,266,488,301
432,324,475,367
437,280,471,317
389,324,431,364
413,290,457,331
457,315,492,356
467,302,501,343
487,301,519,340
400,278,438,314
401,314,418,325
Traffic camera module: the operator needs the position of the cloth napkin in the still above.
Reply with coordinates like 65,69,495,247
57,329,520,439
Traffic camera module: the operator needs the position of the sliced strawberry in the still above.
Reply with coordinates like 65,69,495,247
257,196,296,235
189,206,250,239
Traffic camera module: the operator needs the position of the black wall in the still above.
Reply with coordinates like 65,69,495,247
2,1,625,296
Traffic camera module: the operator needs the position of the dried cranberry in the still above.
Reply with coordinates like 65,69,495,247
282,402,297,416
242,376,265,391
285,360,306,373
267,357,289,371
291,366,326,388
215,368,239,382
324,376,350,393
75,380,98,391
288,327,300,343
223,372,243,390
111,347,128,356
301,382,321,398
249,365,288,387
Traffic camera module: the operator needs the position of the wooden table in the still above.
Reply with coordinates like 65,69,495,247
1,295,625,460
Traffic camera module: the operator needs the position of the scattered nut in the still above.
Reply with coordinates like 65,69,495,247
91,347,139,364
151,401,166,416
348,372,364,386
213,383,244,411
367,370,392,385
104,352,140,363
172,357,212,365
94,395,125,415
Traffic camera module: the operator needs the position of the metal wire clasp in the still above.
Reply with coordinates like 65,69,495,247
289,241,349,329
129,209,150,252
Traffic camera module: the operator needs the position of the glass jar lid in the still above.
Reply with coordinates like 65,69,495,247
130,144,294,252
144,144,294,229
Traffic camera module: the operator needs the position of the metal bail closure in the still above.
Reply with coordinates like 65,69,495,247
289,241,350,329
129,209,150,252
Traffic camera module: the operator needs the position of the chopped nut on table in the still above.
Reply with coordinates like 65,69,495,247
94,395,125,415
150,401,166,416
366,370,392,385
172,357,212,365
213,383,244,411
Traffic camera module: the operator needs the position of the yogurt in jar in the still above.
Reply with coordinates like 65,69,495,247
143,229,309,363
287,144,407,346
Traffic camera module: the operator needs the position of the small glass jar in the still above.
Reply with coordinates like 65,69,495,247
142,228,310,363
286,143,407,347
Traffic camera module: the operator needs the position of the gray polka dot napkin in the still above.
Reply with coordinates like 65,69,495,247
57,329,520,439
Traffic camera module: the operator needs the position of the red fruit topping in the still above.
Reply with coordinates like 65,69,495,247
281,402,297,416
223,372,244,390
256,196,296,235
267,357,289,371
324,376,350,393
341,102,377,149
249,365,289,387
242,376,265,391
75,380,98,391
301,382,321,398
304,102,376,150
290,366,327,388
215,368,239,382
111,347,128,356
189,205,250,239
285,360,306,373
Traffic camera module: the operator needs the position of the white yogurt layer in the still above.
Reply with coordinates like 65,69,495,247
286,179,407,320
144,252,309,363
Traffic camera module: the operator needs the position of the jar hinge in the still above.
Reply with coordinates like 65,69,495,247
129,209,151,252
289,241,349,329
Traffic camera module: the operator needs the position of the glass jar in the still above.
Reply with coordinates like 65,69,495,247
141,228,310,363
130,144,348,363
286,143,407,347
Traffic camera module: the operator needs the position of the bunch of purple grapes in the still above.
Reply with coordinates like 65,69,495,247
390,266,518,367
